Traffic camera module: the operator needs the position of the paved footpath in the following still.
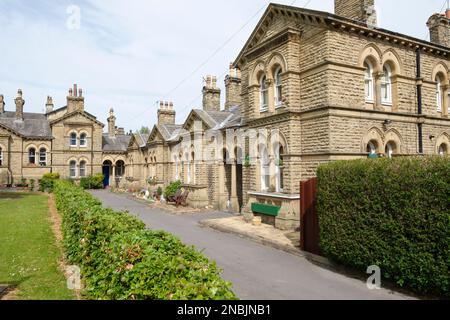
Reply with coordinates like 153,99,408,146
89,190,414,300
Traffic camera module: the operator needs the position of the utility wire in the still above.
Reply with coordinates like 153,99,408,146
125,1,270,123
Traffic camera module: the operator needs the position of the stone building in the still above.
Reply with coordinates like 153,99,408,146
1,1,449,232
0,85,131,186
228,1,450,229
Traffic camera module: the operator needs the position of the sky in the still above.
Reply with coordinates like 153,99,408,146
0,0,448,131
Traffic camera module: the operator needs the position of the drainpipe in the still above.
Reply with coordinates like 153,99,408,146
416,48,424,154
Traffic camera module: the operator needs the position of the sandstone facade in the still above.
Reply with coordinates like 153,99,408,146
1,1,449,231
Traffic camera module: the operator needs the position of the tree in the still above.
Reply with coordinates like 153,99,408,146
138,126,150,134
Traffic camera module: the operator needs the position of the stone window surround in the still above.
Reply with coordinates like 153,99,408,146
68,130,89,148
68,158,90,179
250,52,288,116
39,147,47,167
79,160,87,177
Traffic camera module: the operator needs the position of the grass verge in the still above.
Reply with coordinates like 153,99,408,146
0,192,74,300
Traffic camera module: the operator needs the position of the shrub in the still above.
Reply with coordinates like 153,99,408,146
39,173,60,192
30,179,36,191
164,181,182,199
54,180,236,300
80,174,104,190
316,157,450,297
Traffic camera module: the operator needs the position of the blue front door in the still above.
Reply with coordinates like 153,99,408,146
103,165,110,187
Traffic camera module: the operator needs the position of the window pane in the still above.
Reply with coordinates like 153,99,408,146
80,161,86,177
70,161,77,178
29,149,36,164
80,134,87,146
70,133,77,146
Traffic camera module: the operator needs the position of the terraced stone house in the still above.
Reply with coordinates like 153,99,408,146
1,0,449,231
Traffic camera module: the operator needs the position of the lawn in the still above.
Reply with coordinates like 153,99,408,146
0,192,74,300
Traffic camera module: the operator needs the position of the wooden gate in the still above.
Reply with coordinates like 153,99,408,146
300,178,321,255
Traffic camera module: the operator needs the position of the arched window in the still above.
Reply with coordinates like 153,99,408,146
381,65,392,105
28,148,36,165
69,160,77,178
0,147,3,166
275,145,284,193
364,61,374,102
274,67,283,107
260,145,270,192
385,142,396,159
438,144,448,156
186,152,191,184
260,75,268,112
39,148,47,167
70,132,77,147
436,75,443,112
191,152,196,184
367,141,378,156
79,161,86,177
116,160,125,177
174,156,179,180
80,133,87,147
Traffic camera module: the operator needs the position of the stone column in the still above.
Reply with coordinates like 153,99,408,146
374,71,383,111
112,165,116,187
230,158,239,212
442,84,449,117
218,161,226,211
266,78,274,113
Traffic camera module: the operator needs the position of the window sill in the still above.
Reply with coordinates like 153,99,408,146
382,102,393,107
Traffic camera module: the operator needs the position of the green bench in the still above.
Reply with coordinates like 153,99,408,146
251,203,281,217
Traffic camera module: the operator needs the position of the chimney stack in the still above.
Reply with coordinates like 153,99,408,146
107,108,117,138
116,127,125,136
46,96,54,113
225,63,242,111
202,75,221,112
335,0,377,26
157,100,176,126
0,94,4,113
67,83,85,113
15,89,25,121
427,10,450,48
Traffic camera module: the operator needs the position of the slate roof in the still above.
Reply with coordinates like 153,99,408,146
131,133,150,148
0,111,53,139
189,109,242,130
102,134,132,152
157,124,183,141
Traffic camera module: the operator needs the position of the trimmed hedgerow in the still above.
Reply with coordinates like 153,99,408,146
80,174,104,190
316,157,450,297
54,180,236,300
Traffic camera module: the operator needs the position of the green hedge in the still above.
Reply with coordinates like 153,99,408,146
39,173,60,192
54,180,236,300
316,157,450,297
80,174,104,190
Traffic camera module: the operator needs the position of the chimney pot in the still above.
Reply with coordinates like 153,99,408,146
0,94,4,113
79,88,82,97
446,9,450,19
69,88,73,96
74,84,78,97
